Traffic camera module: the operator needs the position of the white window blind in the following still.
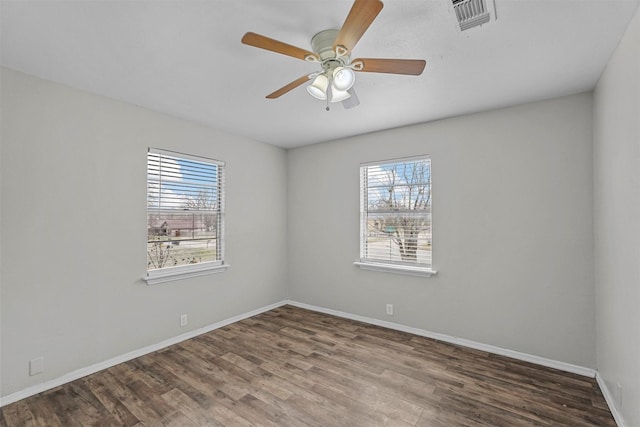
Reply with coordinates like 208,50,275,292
360,156,432,268
147,148,225,273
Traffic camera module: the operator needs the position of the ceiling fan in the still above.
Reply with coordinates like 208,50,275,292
241,0,426,110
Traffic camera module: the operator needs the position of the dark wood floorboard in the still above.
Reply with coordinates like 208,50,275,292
0,305,616,426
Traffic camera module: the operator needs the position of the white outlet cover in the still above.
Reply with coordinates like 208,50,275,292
29,357,44,376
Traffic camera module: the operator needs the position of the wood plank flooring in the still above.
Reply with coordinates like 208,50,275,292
1,305,616,426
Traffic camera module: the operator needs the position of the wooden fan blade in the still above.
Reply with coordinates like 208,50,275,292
242,32,319,62
352,58,426,75
266,75,312,99
333,0,384,54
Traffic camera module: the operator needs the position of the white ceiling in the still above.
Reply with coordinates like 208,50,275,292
2,0,638,148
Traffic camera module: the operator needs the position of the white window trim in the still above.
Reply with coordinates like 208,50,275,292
353,261,437,277
359,155,434,276
144,261,230,285
146,148,226,284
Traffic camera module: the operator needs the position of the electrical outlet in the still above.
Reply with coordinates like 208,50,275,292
616,383,623,407
180,314,188,327
386,304,393,316
29,357,44,376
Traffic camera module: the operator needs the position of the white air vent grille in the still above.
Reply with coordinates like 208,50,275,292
453,0,491,31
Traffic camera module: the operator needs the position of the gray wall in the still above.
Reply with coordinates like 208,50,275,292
0,68,288,396
594,6,640,426
288,93,596,368
4,35,637,409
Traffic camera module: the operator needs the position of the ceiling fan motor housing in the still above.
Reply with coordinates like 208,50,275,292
311,29,349,68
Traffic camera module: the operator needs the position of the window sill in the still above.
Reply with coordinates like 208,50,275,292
353,261,437,277
144,262,229,285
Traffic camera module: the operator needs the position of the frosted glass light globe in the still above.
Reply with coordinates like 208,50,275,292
332,67,355,91
306,74,329,100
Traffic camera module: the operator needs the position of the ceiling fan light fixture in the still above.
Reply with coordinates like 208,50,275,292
330,88,351,103
306,74,329,100
332,67,356,91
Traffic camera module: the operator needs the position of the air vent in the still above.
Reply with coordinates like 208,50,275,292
453,0,491,31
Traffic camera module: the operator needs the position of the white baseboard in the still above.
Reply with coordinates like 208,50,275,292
0,299,602,411
287,300,597,378
596,372,626,427
0,300,289,407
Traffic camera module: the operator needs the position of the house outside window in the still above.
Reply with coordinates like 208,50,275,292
355,156,436,277
145,148,227,284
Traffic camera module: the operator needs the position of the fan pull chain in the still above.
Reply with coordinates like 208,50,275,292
326,75,332,111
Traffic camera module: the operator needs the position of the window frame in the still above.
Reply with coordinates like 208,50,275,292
355,155,437,277
144,148,228,285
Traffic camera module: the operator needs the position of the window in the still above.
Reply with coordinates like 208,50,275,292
355,156,435,277
145,148,227,284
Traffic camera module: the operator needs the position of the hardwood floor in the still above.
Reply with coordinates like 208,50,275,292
1,305,615,426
